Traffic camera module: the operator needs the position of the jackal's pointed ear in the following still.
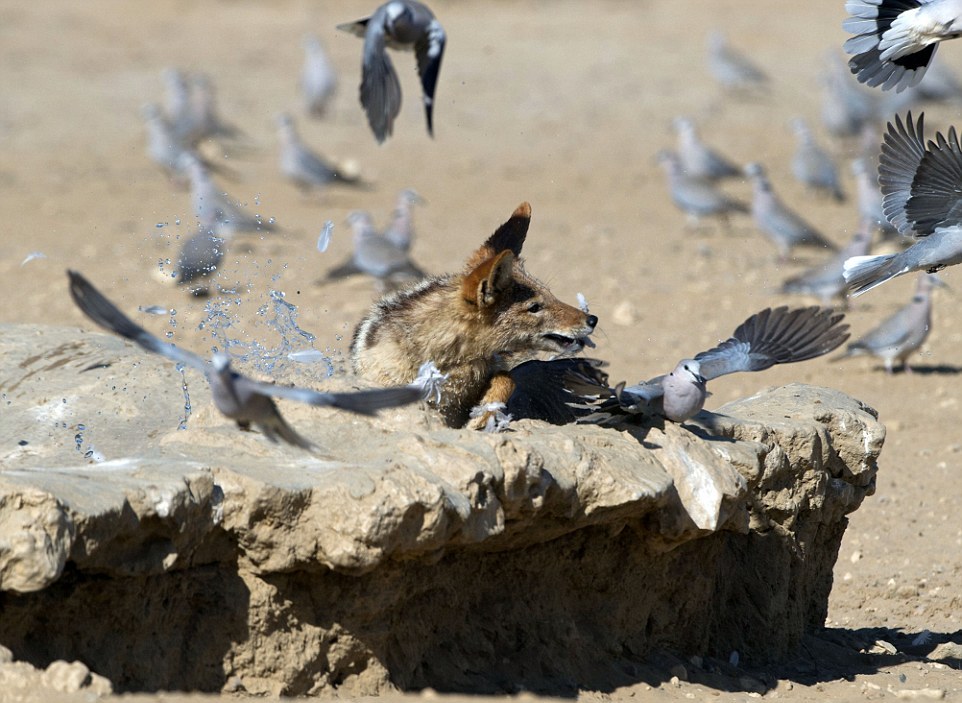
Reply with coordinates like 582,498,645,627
462,250,515,308
465,202,531,270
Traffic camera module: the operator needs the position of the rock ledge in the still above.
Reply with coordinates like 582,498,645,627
0,326,883,695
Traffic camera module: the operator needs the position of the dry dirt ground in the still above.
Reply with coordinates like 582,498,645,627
1,0,961,700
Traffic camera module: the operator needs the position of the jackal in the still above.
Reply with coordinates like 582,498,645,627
351,202,598,427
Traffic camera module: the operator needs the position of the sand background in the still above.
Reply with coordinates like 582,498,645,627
1,0,960,699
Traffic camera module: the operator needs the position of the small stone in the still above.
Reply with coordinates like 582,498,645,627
850,550,862,563
87,672,113,695
42,660,90,693
669,675,681,688
929,642,962,662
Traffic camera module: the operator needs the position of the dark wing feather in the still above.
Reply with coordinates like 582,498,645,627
880,111,927,235
67,270,207,372
507,358,610,425
695,306,850,380
414,21,445,137
906,125,962,234
255,381,422,416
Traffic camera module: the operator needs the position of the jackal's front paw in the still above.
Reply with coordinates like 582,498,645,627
467,402,512,432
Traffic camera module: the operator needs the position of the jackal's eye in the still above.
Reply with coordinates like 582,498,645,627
527,302,543,313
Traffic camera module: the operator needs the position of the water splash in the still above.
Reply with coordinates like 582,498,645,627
138,305,169,316
176,362,192,430
201,289,333,377
74,423,86,451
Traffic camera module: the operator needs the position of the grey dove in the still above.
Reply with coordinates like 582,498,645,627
181,152,275,235
173,230,227,296
852,157,900,240
844,112,962,294
744,162,837,259
821,52,880,137
657,150,748,228
506,307,849,425
338,0,446,143
188,73,246,145
276,113,364,192
67,271,426,449
844,0,962,92
383,188,424,251
301,34,338,118
706,31,769,92
790,118,845,201
325,210,426,288
142,103,236,185
780,218,875,305
836,272,942,372
161,67,197,145
142,102,192,181
671,116,741,181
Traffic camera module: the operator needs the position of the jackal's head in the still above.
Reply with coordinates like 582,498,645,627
460,202,598,358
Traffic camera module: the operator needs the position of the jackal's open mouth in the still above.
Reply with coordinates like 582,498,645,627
543,333,592,353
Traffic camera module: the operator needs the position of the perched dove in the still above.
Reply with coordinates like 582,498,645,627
301,34,338,118
188,72,245,144
843,0,962,92
790,117,845,201
181,152,275,234
173,230,228,296
780,218,876,305
338,0,446,142
325,210,426,287
383,188,424,251
67,271,425,448
844,112,962,294
821,52,880,138
276,113,364,192
672,116,742,181
142,103,236,184
745,162,838,259
161,67,197,145
657,150,748,228
852,157,900,240
835,272,943,372
706,31,769,92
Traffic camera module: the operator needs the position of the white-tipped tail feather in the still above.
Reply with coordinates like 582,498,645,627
843,253,909,295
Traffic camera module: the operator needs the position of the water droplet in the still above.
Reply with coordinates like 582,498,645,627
175,218,181,225
138,305,168,316
21,251,47,266
317,220,333,253
268,217,276,225
156,222,166,228
288,349,326,363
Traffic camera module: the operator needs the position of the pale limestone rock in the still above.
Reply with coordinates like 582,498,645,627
0,325,884,695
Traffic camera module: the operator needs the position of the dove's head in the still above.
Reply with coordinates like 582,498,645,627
671,359,706,385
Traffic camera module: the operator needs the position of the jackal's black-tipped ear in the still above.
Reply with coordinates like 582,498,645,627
486,202,530,256
462,250,515,308
465,202,531,270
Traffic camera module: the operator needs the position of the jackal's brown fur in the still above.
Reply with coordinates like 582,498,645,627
351,202,598,427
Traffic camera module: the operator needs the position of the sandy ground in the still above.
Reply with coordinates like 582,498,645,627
1,0,961,699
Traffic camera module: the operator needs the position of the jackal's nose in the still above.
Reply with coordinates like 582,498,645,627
586,314,598,329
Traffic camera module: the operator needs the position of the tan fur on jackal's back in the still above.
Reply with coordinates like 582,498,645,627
351,202,598,428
